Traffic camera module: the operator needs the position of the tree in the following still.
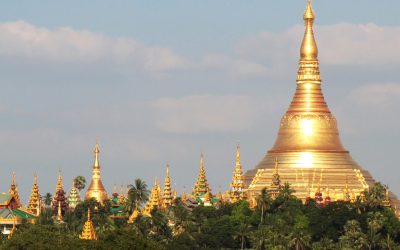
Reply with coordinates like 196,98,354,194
366,211,385,250
339,220,367,249
233,221,251,250
126,178,149,213
43,193,53,207
312,237,336,250
279,182,295,201
256,187,271,224
73,176,86,192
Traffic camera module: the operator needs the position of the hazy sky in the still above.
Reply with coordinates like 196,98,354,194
0,1,399,202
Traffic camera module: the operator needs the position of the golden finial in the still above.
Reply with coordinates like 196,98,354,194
300,0,318,61
94,143,100,168
235,144,241,166
11,172,16,186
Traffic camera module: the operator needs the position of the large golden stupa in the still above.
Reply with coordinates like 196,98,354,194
85,143,108,202
245,1,384,202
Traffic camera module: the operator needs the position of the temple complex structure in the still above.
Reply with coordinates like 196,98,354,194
143,180,162,216
80,209,97,240
244,0,400,209
52,172,68,216
229,145,246,203
192,153,212,201
27,175,41,216
68,180,81,209
162,164,173,209
8,173,21,208
85,143,108,202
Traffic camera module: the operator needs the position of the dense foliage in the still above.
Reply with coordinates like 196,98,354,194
1,183,400,249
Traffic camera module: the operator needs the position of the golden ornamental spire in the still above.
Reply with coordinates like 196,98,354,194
229,144,245,203
9,172,21,208
85,142,108,202
162,164,173,209
192,153,211,199
80,209,97,240
143,180,161,216
68,179,81,209
27,175,41,216
55,170,63,194
94,143,100,168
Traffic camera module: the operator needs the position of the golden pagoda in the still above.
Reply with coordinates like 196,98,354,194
268,158,282,199
229,144,246,203
55,170,63,195
128,208,141,224
192,153,211,199
9,173,21,208
85,143,108,202
68,180,81,209
118,184,126,204
245,0,379,203
27,175,41,216
80,208,97,240
143,180,162,216
162,164,173,209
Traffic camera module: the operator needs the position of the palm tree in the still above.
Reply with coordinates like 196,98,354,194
127,178,149,213
279,182,295,201
256,187,271,224
366,212,384,250
289,230,311,250
73,176,86,192
234,222,251,250
43,193,53,207
380,234,398,250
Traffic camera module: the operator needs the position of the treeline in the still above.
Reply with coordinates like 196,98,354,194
1,182,400,249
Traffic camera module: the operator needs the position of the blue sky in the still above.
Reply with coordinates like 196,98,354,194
0,1,400,202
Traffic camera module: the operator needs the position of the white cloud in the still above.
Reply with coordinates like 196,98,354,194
234,23,400,67
152,95,265,133
352,83,400,106
0,21,187,72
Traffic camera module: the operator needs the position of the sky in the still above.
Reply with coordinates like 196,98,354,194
0,0,399,203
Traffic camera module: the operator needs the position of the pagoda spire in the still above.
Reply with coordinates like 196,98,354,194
68,179,81,209
269,158,282,199
27,175,41,216
55,170,63,194
52,172,68,217
229,144,245,202
85,142,108,202
143,179,161,216
162,164,173,209
192,153,211,199
118,184,126,204
80,209,97,240
9,172,21,208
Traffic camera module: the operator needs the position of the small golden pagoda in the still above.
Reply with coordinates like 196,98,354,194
268,158,282,199
162,164,173,209
55,170,63,195
128,208,141,224
245,0,381,204
68,180,81,209
192,153,212,199
80,209,97,240
9,173,21,208
27,175,41,216
229,144,246,203
118,184,126,204
143,180,162,216
85,143,108,202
